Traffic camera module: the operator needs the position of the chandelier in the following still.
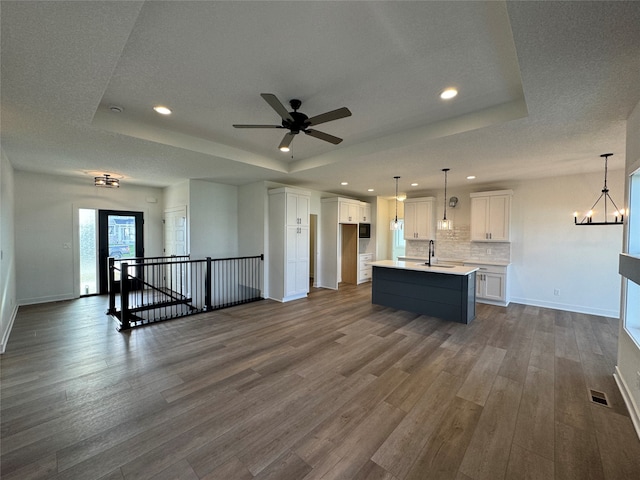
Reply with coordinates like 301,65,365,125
574,153,623,225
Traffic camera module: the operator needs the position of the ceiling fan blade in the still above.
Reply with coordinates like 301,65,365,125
306,107,352,127
304,129,343,145
279,132,296,150
233,124,282,128
260,93,294,122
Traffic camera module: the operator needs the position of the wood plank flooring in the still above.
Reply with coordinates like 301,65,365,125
2,283,639,479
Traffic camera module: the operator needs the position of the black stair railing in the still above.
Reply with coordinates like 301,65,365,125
108,254,263,330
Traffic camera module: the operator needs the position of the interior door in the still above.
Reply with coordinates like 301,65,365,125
98,210,144,294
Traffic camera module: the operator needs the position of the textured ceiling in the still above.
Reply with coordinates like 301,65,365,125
1,1,639,198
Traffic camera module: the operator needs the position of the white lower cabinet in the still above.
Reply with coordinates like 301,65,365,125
358,253,373,284
464,263,510,306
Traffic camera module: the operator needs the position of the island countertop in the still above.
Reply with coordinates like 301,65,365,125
369,260,478,276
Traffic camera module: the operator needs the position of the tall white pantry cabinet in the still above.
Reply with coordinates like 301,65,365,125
268,187,311,302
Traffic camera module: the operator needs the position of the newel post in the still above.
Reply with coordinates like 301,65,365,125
119,262,131,331
205,257,213,311
107,257,116,315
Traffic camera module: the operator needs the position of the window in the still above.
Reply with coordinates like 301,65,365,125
623,169,640,345
79,208,98,295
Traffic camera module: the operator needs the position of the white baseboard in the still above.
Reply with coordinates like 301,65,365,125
614,366,640,440
18,293,75,306
0,304,18,354
509,296,619,318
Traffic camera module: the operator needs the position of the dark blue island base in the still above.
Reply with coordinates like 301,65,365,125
371,266,476,324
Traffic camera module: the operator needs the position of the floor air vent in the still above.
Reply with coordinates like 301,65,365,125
589,389,610,407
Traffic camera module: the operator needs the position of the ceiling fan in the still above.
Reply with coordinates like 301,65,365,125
233,93,352,151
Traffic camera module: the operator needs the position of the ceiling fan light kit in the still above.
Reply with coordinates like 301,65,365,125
233,93,351,151
574,153,624,225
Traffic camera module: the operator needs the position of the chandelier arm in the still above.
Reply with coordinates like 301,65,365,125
586,192,605,212
605,192,621,214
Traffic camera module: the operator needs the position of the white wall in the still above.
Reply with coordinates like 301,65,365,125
238,181,268,257
164,180,189,211
510,173,623,317
189,179,238,259
617,97,640,432
0,149,17,352
14,171,164,305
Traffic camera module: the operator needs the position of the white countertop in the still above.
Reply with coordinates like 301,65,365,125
369,260,478,276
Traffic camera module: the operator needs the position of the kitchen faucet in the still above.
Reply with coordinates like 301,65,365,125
428,239,435,266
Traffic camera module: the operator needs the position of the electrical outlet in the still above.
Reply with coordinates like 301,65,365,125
486,248,492,255
554,289,560,296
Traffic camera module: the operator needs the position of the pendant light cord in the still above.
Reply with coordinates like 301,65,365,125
394,176,400,221
442,168,449,221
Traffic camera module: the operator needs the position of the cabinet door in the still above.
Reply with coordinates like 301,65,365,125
297,195,310,226
470,196,490,241
359,203,371,223
339,202,358,224
295,226,310,294
285,226,309,296
487,195,510,241
415,201,433,240
403,202,417,240
286,194,299,226
286,193,310,226
483,273,505,302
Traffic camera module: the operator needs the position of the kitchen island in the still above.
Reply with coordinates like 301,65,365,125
369,260,478,324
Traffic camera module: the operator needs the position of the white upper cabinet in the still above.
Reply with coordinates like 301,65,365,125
339,199,359,224
358,202,371,223
470,190,513,242
403,197,435,240
286,191,310,226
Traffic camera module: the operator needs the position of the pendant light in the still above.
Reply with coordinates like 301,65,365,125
438,168,453,230
390,176,402,231
574,153,623,225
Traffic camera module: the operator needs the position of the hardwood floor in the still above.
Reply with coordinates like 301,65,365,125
2,283,639,479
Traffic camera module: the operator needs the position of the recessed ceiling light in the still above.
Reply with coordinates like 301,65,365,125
411,183,418,187
279,146,290,152
467,175,476,180
153,105,172,115
341,182,348,186
368,188,374,192
440,88,458,100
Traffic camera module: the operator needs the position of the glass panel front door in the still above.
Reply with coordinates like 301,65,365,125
98,210,144,294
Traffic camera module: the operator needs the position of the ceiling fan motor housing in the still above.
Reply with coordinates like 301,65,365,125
283,109,310,134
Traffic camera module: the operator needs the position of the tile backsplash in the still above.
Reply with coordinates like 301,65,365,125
405,224,511,263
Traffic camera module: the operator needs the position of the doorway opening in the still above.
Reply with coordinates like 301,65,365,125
98,210,144,294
